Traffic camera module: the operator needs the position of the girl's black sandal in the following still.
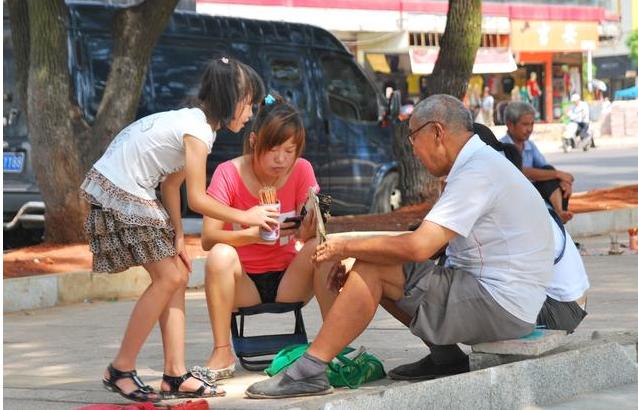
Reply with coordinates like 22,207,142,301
161,371,223,399
102,363,161,403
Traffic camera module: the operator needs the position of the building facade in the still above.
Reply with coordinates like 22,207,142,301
593,0,637,99
196,0,623,122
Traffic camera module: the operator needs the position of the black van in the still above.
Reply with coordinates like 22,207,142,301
3,3,401,238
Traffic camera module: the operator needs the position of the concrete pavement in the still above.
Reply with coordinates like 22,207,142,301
3,232,638,409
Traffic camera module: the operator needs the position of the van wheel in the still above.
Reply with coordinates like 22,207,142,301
371,172,402,214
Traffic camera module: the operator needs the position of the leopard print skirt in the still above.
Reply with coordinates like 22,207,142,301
84,206,176,273
81,169,176,273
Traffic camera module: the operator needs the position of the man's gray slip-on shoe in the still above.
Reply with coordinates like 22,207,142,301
245,371,333,399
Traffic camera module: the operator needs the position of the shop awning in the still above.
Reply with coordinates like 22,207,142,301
408,47,518,75
366,53,392,73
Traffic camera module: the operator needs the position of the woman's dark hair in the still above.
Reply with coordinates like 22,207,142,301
501,143,523,170
243,92,305,159
473,122,503,151
473,122,522,169
197,57,265,129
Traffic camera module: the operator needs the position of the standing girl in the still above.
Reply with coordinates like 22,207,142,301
191,94,335,382
80,57,278,402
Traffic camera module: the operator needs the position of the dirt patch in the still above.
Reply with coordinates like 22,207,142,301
569,185,638,213
3,235,207,279
4,185,637,279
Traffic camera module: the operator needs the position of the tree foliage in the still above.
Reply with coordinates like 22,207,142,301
7,0,178,243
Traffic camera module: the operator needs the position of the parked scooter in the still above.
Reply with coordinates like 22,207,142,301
561,121,594,153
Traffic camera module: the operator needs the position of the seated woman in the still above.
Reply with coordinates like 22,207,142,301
194,94,333,381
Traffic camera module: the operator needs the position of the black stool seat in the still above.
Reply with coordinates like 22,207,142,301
231,301,308,371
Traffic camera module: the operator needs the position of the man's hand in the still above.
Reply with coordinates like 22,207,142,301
326,262,348,293
556,170,574,185
313,237,347,263
174,235,192,272
296,207,316,242
560,180,573,198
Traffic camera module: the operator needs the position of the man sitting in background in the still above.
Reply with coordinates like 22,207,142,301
501,101,575,223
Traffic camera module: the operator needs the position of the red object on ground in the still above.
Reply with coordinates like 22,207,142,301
75,403,159,410
74,400,209,410
167,400,209,410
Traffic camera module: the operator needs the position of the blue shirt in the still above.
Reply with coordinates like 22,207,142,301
500,134,548,169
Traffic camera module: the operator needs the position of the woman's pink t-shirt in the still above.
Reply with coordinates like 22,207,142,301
206,158,319,274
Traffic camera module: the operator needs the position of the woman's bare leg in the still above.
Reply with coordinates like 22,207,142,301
105,256,188,394
203,244,260,370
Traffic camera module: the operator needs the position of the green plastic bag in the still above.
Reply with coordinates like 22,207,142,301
264,343,386,389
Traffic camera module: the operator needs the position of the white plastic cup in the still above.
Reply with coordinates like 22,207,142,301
259,202,281,242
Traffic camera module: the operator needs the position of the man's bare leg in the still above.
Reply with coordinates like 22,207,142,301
245,261,405,398
549,188,573,223
307,261,405,361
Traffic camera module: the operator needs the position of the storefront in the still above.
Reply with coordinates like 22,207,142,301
511,20,599,121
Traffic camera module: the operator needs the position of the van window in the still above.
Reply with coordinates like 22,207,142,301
320,56,378,122
267,56,308,110
85,36,112,120
271,58,301,83
150,43,224,112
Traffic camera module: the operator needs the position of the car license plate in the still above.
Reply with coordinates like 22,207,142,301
3,151,25,173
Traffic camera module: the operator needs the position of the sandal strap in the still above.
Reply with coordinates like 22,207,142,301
193,384,208,396
163,371,214,395
162,371,192,393
107,364,152,391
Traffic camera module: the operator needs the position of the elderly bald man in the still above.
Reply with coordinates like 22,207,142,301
246,94,554,399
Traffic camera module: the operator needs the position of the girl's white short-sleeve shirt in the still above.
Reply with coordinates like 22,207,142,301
94,107,215,200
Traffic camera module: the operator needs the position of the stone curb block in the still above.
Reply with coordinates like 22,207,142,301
3,258,206,313
567,206,638,237
471,329,568,356
298,343,638,410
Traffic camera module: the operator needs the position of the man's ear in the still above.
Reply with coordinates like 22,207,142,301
434,122,444,142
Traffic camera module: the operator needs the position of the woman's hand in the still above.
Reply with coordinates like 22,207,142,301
246,225,280,245
279,221,300,240
244,204,279,231
174,235,192,272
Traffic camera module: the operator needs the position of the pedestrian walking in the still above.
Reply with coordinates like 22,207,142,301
480,87,495,126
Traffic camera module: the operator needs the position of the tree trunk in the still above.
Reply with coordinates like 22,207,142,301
392,120,440,206
82,0,179,171
13,0,178,243
428,0,482,99
395,0,481,206
26,0,87,243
